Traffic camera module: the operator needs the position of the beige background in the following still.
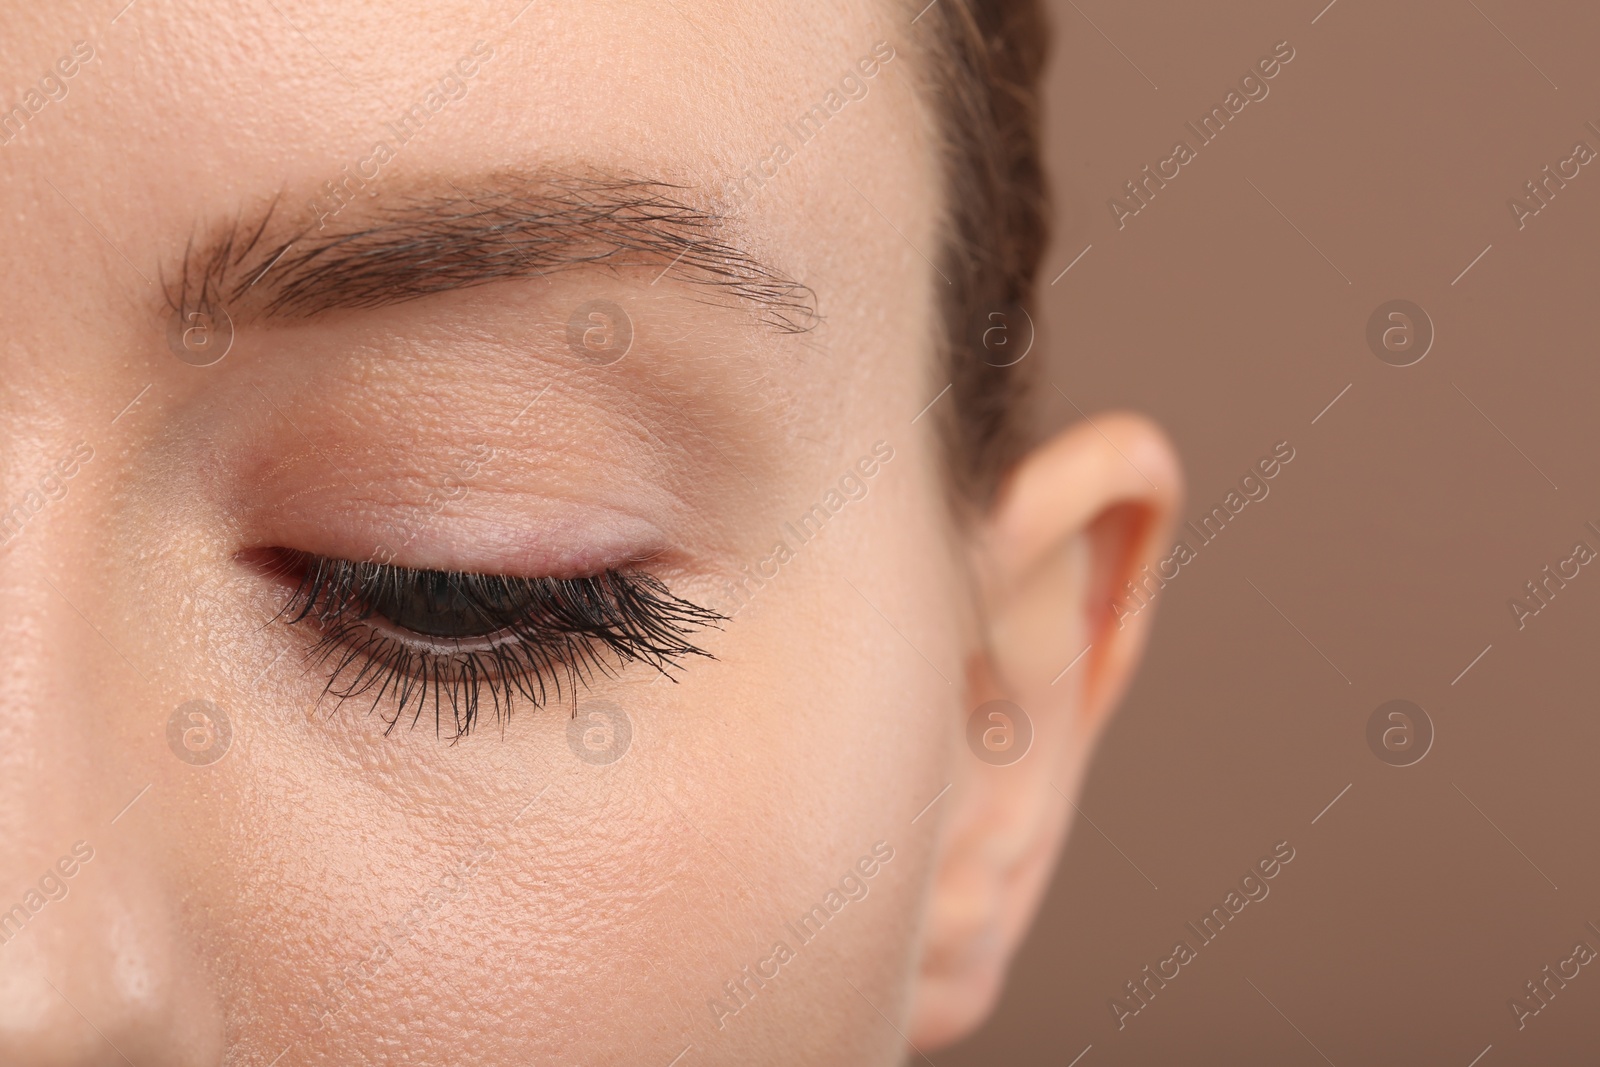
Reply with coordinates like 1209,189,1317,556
937,1,1600,1063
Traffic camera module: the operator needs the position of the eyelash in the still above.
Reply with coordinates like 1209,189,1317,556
269,549,722,740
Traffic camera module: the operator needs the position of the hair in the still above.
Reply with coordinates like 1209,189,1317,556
915,0,1051,510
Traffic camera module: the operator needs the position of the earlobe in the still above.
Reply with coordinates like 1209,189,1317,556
907,412,1181,1050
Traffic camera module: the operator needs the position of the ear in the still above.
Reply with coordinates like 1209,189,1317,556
908,412,1182,1050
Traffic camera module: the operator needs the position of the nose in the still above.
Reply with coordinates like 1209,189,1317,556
0,865,225,1065
0,497,226,1064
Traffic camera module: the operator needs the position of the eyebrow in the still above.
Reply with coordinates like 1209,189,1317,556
166,171,819,334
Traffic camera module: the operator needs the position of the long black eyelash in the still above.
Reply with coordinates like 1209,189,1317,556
272,550,722,741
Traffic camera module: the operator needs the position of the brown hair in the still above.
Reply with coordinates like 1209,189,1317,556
915,0,1051,508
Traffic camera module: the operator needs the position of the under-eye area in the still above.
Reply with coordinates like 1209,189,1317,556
255,547,723,740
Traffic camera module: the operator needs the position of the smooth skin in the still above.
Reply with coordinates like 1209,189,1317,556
0,1,1180,1063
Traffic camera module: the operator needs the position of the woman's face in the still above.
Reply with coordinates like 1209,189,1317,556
0,1,1178,1063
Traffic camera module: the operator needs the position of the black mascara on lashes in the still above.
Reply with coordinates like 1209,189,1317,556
268,549,722,741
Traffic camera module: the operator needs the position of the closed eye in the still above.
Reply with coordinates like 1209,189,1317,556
265,548,722,740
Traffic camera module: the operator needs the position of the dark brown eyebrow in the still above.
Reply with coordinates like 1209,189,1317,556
165,171,819,333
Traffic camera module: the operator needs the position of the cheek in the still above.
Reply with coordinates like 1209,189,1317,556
564,469,955,1054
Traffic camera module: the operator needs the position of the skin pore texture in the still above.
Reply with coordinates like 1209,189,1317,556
0,1,1180,1064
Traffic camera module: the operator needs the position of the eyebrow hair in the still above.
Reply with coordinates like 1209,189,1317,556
165,171,820,334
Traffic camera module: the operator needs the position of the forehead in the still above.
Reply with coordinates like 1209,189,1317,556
1,0,936,322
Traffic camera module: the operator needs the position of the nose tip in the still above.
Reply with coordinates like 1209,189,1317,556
0,866,225,1067
0,943,111,1066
